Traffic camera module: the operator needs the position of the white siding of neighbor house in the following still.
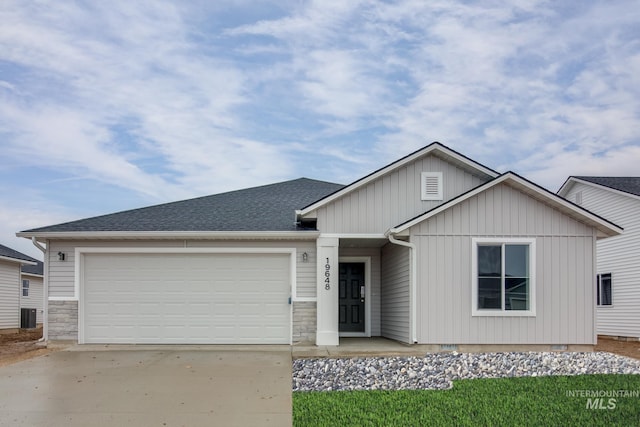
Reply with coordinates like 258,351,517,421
380,243,411,343
564,182,640,338
0,260,20,329
411,183,597,344
315,154,490,234
340,247,381,336
47,239,317,300
20,275,44,324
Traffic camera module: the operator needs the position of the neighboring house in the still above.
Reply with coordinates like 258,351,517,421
558,177,640,340
18,143,622,348
21,261,44,325
0,243,38,331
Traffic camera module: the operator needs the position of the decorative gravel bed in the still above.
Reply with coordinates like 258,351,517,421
293,352,640,391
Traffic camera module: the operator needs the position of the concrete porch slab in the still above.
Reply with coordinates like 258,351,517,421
292,337,434,358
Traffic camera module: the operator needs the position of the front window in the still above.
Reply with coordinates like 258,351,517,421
597,273,612,306
473,239,536,316
22,279,29,297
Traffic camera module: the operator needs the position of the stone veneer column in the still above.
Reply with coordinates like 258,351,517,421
292,301,317,344
48,300,78,341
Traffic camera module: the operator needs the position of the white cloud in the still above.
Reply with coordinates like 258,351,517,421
0,0,293,202
523,144,640,191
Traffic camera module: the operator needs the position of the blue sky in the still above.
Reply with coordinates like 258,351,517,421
1,1,639,258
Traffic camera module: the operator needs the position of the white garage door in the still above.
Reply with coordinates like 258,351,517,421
82,252,291,344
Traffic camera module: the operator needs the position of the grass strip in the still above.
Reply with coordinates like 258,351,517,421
293,374,640,426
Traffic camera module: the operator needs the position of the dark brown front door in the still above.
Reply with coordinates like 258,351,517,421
339,262,365,333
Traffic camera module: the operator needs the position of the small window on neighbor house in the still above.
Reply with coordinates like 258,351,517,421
22,279,29,297
597,273,612,306
575,191,583,205
421,172,443,201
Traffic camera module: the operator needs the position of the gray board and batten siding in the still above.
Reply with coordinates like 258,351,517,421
411,182,597,344
315,153,492,234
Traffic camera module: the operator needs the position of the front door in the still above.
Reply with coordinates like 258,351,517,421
339,262,365,333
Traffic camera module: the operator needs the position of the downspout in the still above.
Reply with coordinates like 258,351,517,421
387,233,418,344
31,238,47,343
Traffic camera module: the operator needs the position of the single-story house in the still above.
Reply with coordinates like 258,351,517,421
18,142,622,349
21,261,44,326
0,243,39,331
558,177,640,340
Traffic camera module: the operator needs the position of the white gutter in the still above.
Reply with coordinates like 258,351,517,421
387,233,418,344
31,237,47,343
0,255,36,265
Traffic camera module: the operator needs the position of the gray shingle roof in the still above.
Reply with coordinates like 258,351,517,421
22,260,43,276
575,177,640,197
22,178,344,233
0,243,39,263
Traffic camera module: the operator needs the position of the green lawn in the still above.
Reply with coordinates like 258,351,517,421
293,374,640,426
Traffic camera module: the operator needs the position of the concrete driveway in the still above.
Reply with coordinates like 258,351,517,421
0,346,292,427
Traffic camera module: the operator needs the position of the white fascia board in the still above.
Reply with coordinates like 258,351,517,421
0,255,37,265
319,233,387,239
298,143,498,217
558,177,640,202
21,272,43,278
390,173,624,237
556,177,577,197
75,247,298,255
16,230,320,241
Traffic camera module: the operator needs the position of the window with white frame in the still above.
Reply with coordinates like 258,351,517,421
597,273,612,306
472,238,536,316
22,279,29,297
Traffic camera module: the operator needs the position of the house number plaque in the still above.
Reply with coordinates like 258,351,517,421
324,258,331,290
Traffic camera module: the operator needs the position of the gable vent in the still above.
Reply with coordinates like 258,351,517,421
421,172,443,201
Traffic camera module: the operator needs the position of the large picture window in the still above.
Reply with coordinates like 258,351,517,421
472,238,536,316
597,273,612,306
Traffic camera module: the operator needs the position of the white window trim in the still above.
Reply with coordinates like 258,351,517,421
22,279,29,297
421,172,443,201
596,273,613,307
471,238,536,317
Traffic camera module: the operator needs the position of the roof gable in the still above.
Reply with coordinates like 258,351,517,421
558,177,640,201
298,142,498,217
20,178,344,235
391,172,623,239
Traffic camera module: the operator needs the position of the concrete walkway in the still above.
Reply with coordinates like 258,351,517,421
0,347,291,427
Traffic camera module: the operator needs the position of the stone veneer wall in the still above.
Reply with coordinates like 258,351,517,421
293,301,316,344
48,300,78,341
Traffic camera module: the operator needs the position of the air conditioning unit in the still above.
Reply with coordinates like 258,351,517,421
20,308,37,329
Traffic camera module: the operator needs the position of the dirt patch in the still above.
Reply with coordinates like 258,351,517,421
0,327,56,367
595,336,640,360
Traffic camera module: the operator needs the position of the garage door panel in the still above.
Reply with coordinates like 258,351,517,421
82,252,291,344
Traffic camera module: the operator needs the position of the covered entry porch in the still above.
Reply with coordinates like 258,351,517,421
315,236,414,346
